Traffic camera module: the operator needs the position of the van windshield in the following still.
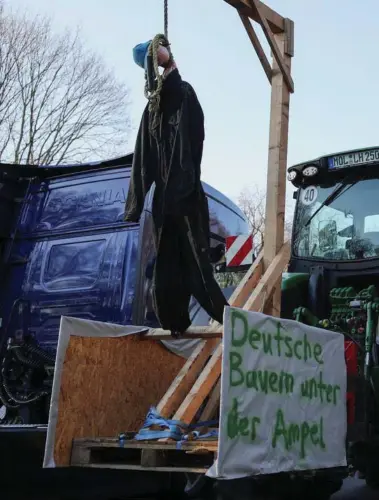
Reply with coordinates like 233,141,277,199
293,178,379,261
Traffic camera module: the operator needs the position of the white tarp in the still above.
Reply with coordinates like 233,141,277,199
207,307,347,479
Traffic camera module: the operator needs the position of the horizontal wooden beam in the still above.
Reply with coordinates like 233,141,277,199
140,326,222,340
224,0,285,34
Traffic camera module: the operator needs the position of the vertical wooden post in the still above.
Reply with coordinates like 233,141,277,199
263,21,293,317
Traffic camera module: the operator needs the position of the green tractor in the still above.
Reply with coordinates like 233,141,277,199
281,146,379,488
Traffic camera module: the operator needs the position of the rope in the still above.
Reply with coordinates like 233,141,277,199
164,0,168,39
143,1,173,132
144,33,173,117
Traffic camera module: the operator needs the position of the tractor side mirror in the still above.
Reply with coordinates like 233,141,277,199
318,220,337,251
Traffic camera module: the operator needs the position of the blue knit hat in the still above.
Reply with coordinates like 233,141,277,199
132,40,152,70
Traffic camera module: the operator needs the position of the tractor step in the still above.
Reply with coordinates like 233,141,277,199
71,437,218,473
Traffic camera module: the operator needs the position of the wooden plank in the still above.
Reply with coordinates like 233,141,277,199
261,21,293,316
224,0,285,34
284,18,295,57
141,449,166,467
173,343,223,425
239,13,272,84
141,326,222,340
198,378,221,433
157,338,219,418
249,0,294,93
245,241,290,311
79,463,209,473
73,438,218,452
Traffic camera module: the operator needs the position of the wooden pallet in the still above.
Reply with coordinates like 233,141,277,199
71,437,218,473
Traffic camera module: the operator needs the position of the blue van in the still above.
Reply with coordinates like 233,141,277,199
0,154,249,429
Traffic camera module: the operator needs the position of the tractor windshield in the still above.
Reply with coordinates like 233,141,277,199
293,178,379,261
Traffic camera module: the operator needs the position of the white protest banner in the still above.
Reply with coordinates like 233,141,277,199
207,307,347,479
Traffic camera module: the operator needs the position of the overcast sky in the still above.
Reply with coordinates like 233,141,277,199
9,0,379,203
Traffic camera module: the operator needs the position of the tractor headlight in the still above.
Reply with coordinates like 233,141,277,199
302,165,319,177
287,170,297,182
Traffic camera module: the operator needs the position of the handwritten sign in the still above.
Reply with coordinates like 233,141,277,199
207,307,347,479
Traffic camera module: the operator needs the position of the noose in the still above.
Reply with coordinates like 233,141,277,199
144,0,173,132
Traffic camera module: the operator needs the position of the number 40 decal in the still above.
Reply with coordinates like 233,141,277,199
300,186,318,206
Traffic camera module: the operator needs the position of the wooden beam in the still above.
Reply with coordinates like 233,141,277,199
224,0,285,34
239,13,272,84
141,327,222,340
262,23,292,316
245,241,290,311
157,338,219,418
249,0,294,93
197,378,221,433
173,343,223,425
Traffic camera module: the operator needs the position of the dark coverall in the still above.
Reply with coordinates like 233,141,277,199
124,68,228,334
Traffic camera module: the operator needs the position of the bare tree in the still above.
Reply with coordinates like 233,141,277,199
0,3,130,165
238,185,293,253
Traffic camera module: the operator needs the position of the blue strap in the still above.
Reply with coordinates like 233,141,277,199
133,406,188,442
188,419,218,429
119,409,219,444
176,429,219,449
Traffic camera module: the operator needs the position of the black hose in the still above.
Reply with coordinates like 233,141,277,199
0,346,51,406
0,376,19,409
11,346,43,369
24,343,55,365
1,369,48,405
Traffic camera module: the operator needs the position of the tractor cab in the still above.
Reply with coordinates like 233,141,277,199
284,146,379,319
290,148,379,265
284,147,379,485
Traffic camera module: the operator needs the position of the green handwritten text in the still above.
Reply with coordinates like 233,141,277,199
231,310,324,365
230,350,294,394
300,371,341,405
271,408,326,459
227,398,261,442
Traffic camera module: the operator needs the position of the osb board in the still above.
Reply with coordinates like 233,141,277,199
53,334,185,466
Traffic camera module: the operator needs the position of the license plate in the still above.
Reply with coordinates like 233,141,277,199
328,149,379,169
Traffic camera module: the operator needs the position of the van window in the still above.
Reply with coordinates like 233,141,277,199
21,173,130,234
43,239,106,291
207,196,247,238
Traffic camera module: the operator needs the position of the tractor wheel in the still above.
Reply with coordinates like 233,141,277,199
365,474,379,490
